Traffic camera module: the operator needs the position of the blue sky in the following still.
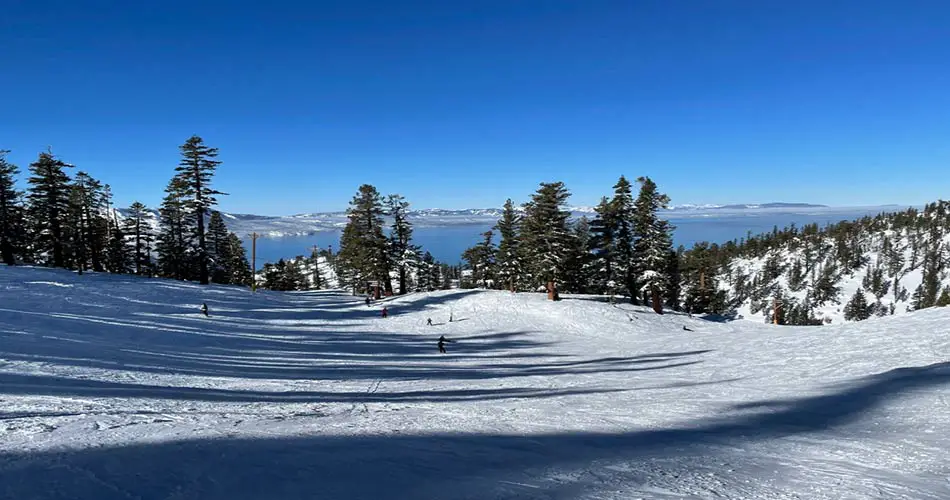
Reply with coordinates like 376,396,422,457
3,0,950,214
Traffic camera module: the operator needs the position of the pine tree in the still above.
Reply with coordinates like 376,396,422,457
787,259,806,292
207,211,231,284
156,176,193,280
812,260,842,305
844,288,871,321
418,251,439,291
0,150,25,265
463,230,497,288
682,242,719,314
937,286,950,307
225,233,252,286
494,198,523,292
337,184,391,296
664,248,682,310
27,149,74,268
102,186,130,274
913,247,942,310
563,216,593,294
387,194,419,295
125,202,154,276
610,176,638,302
588,197,617,295
521,182,573,299
175,135,224,285
633,176,673,314
67,172,109,273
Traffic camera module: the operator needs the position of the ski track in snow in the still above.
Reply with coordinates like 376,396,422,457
1,267,950,499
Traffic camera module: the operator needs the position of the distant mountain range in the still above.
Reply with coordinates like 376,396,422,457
118,202,863,238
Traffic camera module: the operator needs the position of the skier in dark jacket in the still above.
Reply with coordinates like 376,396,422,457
365,296,371,307
200,303,209,317
381,306,388,318
427,318,433,326
438,335,451,354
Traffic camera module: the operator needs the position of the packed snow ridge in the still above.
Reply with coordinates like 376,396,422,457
1,266,949,499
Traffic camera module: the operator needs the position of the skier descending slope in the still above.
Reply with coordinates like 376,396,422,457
200,303,209,317
438,335,451,354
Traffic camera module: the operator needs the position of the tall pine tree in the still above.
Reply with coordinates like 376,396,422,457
0,150,24,265
387,194,419,295
633,176,673,314
337,184,391,296
494,198,523,291
125,201,154,276
207,210,231,284
156,176,192,280
27,149,74,268
175,136,224,285
521,182,573,299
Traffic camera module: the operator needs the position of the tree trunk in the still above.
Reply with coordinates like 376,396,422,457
651,288,663,314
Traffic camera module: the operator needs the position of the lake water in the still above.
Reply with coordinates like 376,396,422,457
243,207,895,268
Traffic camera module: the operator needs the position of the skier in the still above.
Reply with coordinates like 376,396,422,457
200,303,209,317
438,335,451,354
365,296,371,307
683,325,693,332
381,306,388,318
427,318,433,326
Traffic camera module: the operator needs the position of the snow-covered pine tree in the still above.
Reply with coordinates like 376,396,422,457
633,176,673,314
125,201,154,276
494,198,523,292
27,149,74,268
175,135,224,285
156,176,193,280
588,196,617,295
520,182,574,299
0,150,25,265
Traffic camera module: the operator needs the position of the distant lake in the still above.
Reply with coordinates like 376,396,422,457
243,207,895,268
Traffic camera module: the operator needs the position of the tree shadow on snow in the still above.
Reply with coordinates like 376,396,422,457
1,362,947,500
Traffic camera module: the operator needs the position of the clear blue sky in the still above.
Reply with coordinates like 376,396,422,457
3,0,950,215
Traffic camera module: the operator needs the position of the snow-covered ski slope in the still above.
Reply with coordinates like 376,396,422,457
1,267,949,499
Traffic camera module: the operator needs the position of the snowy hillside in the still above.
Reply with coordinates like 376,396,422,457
711,202,950,325
2,266,950,499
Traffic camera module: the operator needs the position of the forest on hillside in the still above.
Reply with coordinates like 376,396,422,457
3,142,949,324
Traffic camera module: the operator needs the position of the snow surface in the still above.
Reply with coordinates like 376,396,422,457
1,266,950,499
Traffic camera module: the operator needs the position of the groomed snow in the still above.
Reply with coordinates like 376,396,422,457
1,266,949,499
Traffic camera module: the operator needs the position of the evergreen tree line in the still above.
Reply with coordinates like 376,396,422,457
0,138,251,286
676,200,950,324
257,183,460,294
461,176,677,314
